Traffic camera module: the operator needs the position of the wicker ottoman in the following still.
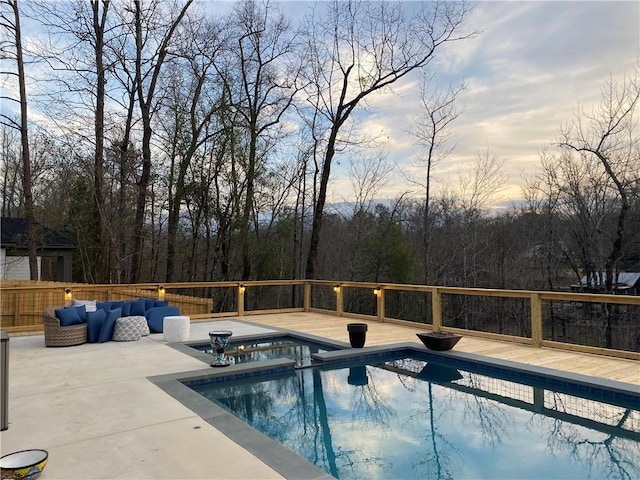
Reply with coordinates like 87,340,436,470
112,316,149,342
163,315,190,342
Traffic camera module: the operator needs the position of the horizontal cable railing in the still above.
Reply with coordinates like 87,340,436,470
1,280,639,359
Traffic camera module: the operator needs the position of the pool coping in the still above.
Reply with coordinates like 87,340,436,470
148,324,640,480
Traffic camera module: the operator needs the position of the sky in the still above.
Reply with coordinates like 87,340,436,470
317,1,640,208
6,1,639,211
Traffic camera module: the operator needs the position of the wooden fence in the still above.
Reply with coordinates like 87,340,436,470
1,280,638,360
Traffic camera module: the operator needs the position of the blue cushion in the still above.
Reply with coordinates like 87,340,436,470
96,301,112,312
86,309,106,343
141,298,156,311
55,307,83,326
110,301,124,309
121,301,132,317
154,300,168,308
130,299,146,316
70,305,87,322
98,307,122,343
145,306,180,333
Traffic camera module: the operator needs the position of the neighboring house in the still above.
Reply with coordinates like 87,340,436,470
0,217,76,282
570,272,640,295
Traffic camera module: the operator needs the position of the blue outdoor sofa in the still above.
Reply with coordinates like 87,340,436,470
44,298,180,346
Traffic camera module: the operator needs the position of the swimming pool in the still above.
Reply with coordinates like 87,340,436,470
187,334,341,368
184,350,640,480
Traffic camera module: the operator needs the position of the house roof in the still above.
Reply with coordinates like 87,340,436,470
1,217,76,249
578,272,640,288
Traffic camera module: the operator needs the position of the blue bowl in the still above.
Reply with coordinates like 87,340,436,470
0,449,48,480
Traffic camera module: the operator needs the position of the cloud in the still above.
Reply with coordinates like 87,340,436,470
13,0,638,209
335,1,639,205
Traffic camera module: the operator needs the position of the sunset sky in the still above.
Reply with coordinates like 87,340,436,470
9,1,640,209
316,1,639,207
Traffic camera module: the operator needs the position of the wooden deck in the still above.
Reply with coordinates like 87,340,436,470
218,312,640,386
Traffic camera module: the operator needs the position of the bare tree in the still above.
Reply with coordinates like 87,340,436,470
301,0,474,279
0,0,38,279
457,148,507,215
348,150,393,215
90,0,110,282
410,73,465,283
344,150,394,281
25,0,125,282
228,0,301,281
129,0,193,283
431,150,507,288
0,124,20,215
290,128,314,281
536,149,610,285
157,14,226,282
522,149,566,291
559,72,640,294
555,72,640,348
105,3,147,282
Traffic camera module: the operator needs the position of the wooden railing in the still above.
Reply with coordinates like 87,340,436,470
1,280,639,360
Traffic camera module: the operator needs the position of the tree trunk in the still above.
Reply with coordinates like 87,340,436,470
116,97,135,283
10,1,38,280
130,120,152,283
91,0,109,283
423,156,432,284
130,0,193,283
167,156,190,282
240,129,258,281
305,125,339,279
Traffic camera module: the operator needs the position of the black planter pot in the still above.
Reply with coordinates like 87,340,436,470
347,323,368,348
348,366,369,386
416,331,462,351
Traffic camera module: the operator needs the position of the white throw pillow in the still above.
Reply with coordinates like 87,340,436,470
72,299,97,312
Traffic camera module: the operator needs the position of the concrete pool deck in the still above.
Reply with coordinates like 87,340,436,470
1,313,638,479
1,320,290,480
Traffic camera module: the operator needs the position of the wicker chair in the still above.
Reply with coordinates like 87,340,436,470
43,308,88,347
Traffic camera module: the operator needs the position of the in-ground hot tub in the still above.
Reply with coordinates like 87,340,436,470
187,334,344,368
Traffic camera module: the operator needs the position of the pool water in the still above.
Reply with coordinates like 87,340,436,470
188,357,640,480
190,335,337,368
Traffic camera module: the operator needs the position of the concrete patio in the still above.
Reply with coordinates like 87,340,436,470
1,313,638,479
1,320,288,479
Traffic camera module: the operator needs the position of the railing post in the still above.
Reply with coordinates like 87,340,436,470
238,284,245,317
304,282,311,312
334,284,343,317
431,287,442,331
376,287,385,322
531,292,542,347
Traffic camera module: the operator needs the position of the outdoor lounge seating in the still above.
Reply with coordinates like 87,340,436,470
43,299,181,346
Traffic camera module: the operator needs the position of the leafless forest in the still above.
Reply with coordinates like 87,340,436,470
2,0,639,297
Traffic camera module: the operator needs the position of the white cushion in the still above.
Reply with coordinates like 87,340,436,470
72,299,97,312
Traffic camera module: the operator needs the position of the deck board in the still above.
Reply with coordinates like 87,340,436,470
229,312,640,386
